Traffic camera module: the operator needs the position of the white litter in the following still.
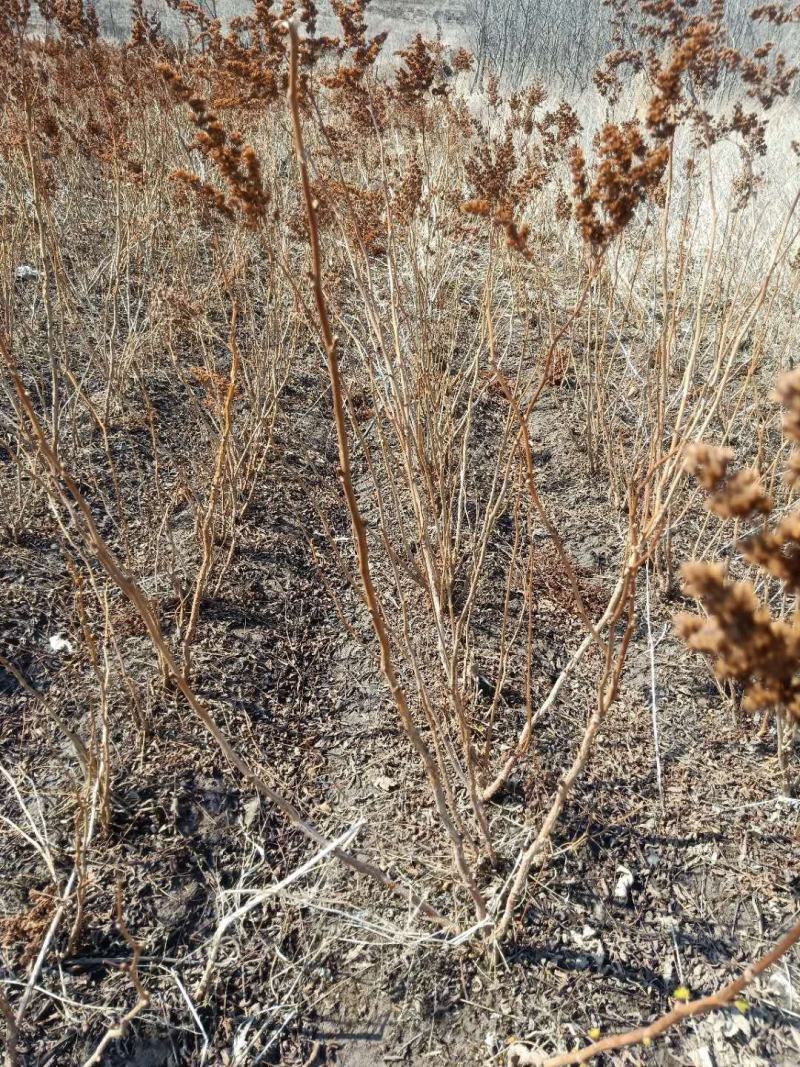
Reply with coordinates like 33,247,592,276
373,774,397,792
48,634,74,654
613,866,635,902
15,264,39,281
570,924,607,966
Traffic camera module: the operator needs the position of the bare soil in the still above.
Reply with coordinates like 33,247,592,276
2,368,799,1066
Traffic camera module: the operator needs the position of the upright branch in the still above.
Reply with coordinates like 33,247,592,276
285,17,488,920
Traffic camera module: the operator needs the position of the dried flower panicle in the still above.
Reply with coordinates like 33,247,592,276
678,370,800,725
554,185,571,222
465,126,517,209
486,72,501,110
536,100,581,166
0,0,31,38
570,126,668,251
493,205,531,256
288,176,385,255
774,368,800,441
730,148,763,211
683,441,734,490
707,468,773,519
450,47,474,73
394,34,438,103
784,450,800,491
51,0,100,45
751,2,800,24
771,368,800,492
740,514,800,591
676,563,800,721
573,0,797,252
161,0,341,110
322,0,387,90
159,64,270,228
684,442,771,519
459,102,575,259
129,0,161,48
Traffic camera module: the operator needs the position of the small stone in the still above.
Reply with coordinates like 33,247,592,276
373,774,397,792
243,797,260,827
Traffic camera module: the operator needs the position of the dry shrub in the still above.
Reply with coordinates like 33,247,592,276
1,0,799,1062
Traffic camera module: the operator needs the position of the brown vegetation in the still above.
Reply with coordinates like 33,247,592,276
1,1,799,1063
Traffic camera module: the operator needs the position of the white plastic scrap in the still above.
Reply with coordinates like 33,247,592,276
15,264,39,281
48,634,74,654
613,865,635,903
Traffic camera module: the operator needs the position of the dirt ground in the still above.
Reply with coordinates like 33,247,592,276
2,365,799,1066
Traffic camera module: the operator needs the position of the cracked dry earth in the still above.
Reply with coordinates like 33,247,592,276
1,366,799,1066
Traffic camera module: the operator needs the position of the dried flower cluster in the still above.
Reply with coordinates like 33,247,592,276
774,368,800,447
684,442,772,519
683,442,734,489
321,0,387,90
51,0,99,44
159,65,270,228
570,127,668,250
129,0,161,48
676,563,800,721
678,371,800,724
751,2,800,24
459,92,581,254
394,34,439,103
579,0,797,250
300,177,386,254
189,365,239,415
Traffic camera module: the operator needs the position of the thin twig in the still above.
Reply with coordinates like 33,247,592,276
508,914,800,1066
5,359,449,931
81,884,149,1066
645,562,665,816
0,654,89,775
494,569,636,940
195,820,364,1000
0,985,19,1067
14,868,77,1027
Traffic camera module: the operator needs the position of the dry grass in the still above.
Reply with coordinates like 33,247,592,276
1,1,800,1064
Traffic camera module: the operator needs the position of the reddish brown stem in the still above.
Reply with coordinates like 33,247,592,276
285,19,486,920
522,915,800,1066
